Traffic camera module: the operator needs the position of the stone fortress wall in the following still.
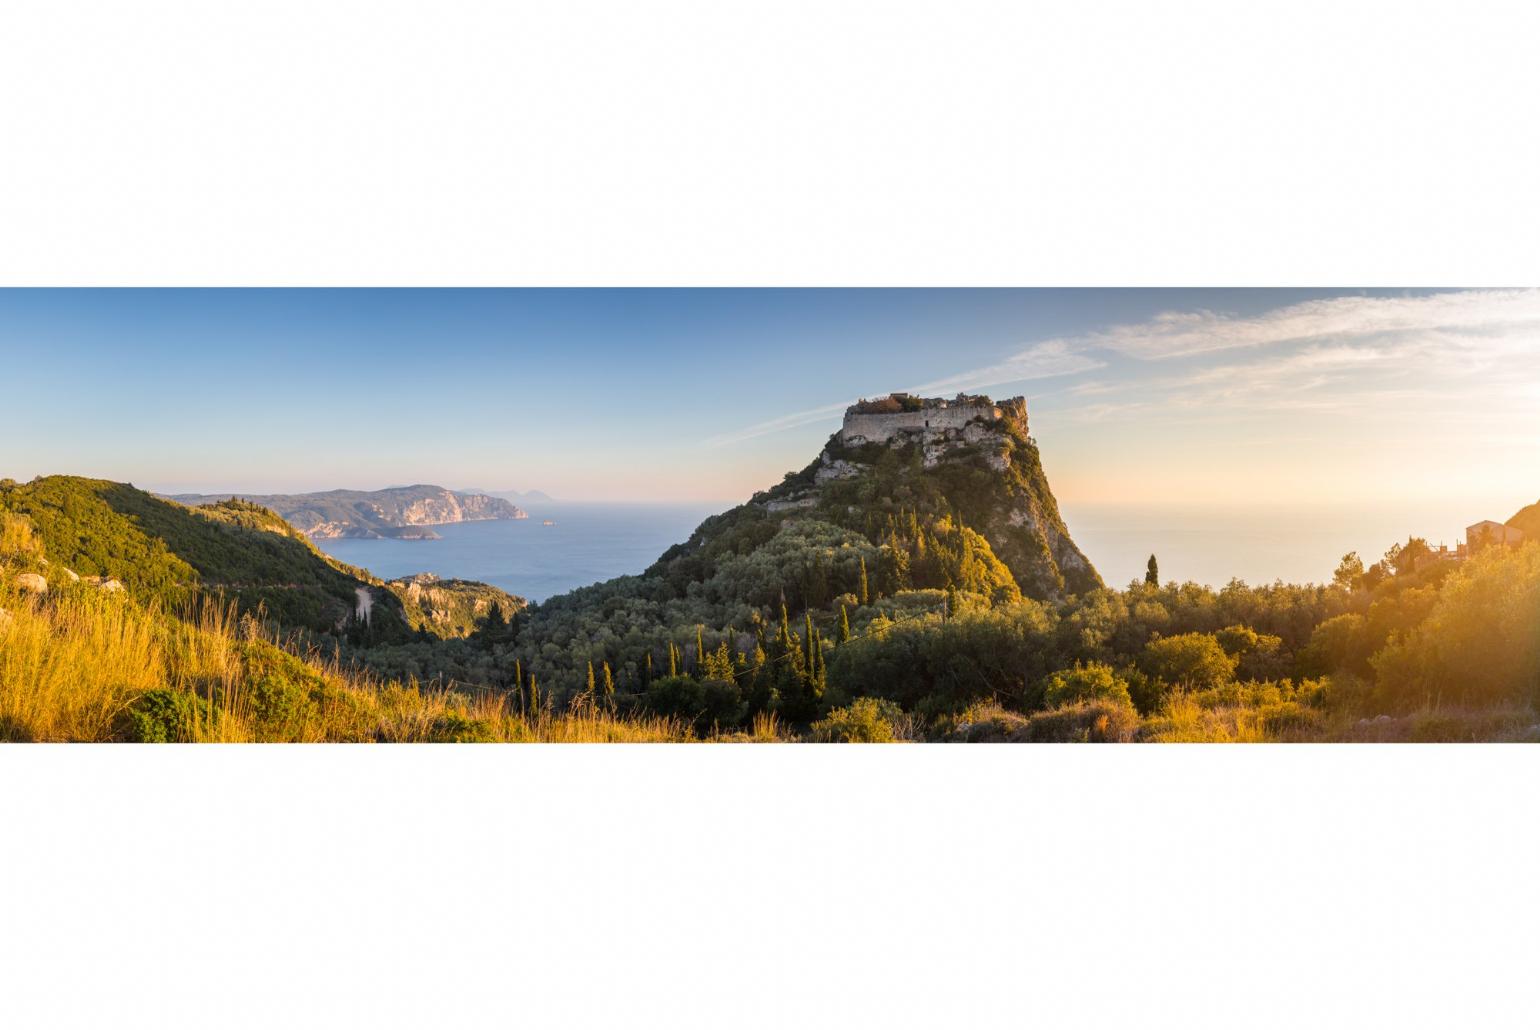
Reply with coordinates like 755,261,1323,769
839,393,1026,446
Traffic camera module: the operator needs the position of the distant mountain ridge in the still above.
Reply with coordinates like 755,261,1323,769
460,488,555,505
167,485,527,539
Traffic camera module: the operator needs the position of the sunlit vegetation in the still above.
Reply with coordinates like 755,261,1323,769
0,476,409,636
5,467,1540,742
505,532,1540,743
0,576,690,743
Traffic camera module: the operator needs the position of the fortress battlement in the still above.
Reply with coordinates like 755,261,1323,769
839,392,1026,446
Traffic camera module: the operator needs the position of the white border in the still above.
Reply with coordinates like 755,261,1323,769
4,3,1540,1028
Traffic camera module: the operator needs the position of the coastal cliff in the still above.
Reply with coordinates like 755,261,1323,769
169,485,527,539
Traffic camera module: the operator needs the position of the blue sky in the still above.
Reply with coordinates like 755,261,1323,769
3,288,1537,514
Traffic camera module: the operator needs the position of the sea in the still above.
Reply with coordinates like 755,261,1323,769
313,498,1514,603
1060,498,1506,590
313,503,720,603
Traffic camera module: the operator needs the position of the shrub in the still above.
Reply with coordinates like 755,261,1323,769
240,641,324,740
124,689,211,743
426,711,498,742
641,676,746,735
936,701,1032,742
1139,633,1236,691
811,697,911,742
1021,700,1139,743
1298,613,1370,677
1042,662,1132,709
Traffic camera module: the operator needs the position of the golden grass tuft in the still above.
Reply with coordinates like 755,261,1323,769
0,573,696,743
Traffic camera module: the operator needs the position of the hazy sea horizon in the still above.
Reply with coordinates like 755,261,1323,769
312,502,721,603
312,496,1524,603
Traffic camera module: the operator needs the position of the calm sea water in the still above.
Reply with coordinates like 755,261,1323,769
313,503,718,603
1061,499,1512,589
315,498,1519,602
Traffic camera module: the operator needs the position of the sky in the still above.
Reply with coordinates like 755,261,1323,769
2,288,1538,525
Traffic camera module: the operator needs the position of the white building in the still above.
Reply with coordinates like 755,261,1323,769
1465,520,1524,552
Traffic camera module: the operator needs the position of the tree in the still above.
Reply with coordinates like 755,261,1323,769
1139,633,1237,692
601,661,615,708
1333,552,1364,591
858,555,870,605
837,604,851,644
1145,554,1159,587
1391,537,1431,576
642,675,746,735
701,640,736,681
585,661,596,704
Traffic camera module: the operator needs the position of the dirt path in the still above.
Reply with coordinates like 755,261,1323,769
355,587,373,624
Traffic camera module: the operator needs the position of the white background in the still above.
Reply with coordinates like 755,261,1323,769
3,2,1540,1027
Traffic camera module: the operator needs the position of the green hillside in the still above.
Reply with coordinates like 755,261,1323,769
386,573,526,638
1507,498,1540,540
511,394,1102,706
0,476,411,638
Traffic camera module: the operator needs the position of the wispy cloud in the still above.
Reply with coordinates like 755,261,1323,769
706,341,1104,448
703,400,857,448
1043,289,1540,427
908,340,1105,395
1069,288,1540,360
706,289,1540,449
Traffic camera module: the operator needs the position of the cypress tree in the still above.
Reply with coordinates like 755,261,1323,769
602,662,615,707
1145,554,1160,587
696,625,706,676
528,674,540,714
644,650,653,686
777,603,794,660
585,661,596,701
803,612,816,674
668,641,679,678
858,555,870,605
837,604,851,644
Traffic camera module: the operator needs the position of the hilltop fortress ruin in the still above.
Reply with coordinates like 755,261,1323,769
839,392,1027,447
787,393,1032,491
751,389,1100,598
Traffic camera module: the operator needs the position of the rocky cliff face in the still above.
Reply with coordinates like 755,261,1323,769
170,485,527,539
385,572,527,637
755,393,1100,600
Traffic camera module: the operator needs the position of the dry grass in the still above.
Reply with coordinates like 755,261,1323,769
0,572,695,743
0,513,41,559
0,584,164,741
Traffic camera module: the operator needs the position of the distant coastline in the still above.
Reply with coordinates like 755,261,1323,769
166,484,527,540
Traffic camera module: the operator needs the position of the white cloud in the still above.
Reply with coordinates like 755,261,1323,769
1070,288,1540,360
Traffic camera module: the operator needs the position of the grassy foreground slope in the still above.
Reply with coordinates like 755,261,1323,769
0,562,690,743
